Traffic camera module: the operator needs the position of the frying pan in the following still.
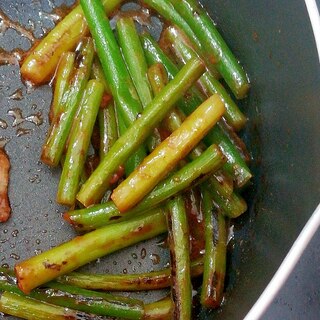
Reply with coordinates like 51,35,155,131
0,0,319,319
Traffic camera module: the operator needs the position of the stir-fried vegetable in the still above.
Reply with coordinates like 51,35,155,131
0,0,254,318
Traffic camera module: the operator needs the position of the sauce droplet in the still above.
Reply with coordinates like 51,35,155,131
140,248,147,259
16,128,32,137
11,230,19,237
9,253,20,260
8,88,23,101
149,253,161,265
7,108,24,127
131,253,138,259
34,249,42,255
25,112,43,126
7,108,43,127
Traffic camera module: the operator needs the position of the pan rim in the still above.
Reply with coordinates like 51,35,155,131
244,204,320,320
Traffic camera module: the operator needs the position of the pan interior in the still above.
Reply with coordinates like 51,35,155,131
0,1,319,319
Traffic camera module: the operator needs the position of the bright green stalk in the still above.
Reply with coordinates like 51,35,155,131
41,38,94,167
203,128,251,188
200,187,227,308
21,0,123,85
143,0,201,50
15,210,167,294
162,25,247,131
57,258,203,291
44,282,144,319
116,16,153,109
169,0,250,99
141,33,203,116
65,144,225,232
0,269,144,319
207,178,247,218
63,204,161,233
211,170,234,198
77,57,204,207
92,52,148,169
57,80,104,206
116,16,161,152
49,52,75,122
142,0,219,79
200,73,247,130
167,196,192,320
80,0,143,129
0,292,102,320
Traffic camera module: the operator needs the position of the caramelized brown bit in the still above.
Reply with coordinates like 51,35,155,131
100,93,113,109
42,261,62,271
109,165,125,185
0,148,11,222
85,154,100,177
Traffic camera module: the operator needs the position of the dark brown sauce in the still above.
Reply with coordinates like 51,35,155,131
84,154,100,177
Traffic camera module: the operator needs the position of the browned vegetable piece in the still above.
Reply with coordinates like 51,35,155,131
0,148,11,222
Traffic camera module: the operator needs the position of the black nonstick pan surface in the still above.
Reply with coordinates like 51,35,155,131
0,0,319,319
